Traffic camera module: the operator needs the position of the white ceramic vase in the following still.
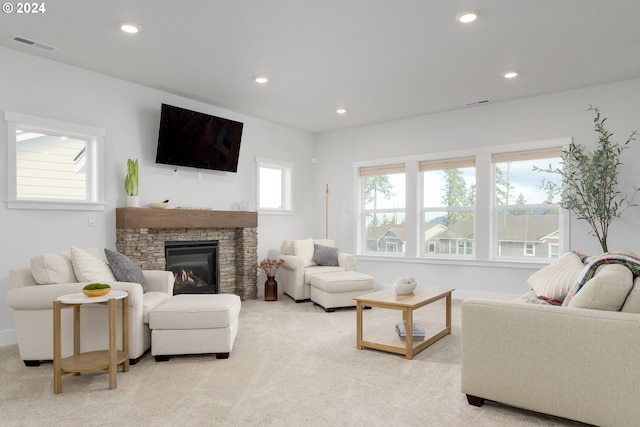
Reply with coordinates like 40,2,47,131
126,195,140,207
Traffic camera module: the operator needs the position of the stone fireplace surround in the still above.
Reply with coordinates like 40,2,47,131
115,208,258,300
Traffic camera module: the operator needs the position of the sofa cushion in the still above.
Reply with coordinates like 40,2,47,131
70,246,116,283
105,249,147,292
526,252,585,300
312,244,339,266
142,291,173,323
568,264,634,311
292,238,316,267
30,252,78,285
303,266,344,284
621,278,640,313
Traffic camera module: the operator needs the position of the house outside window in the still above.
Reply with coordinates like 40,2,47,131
354,138,568,262
5,111,105,211
361,164,406,254
492,149,563,260
421,158,475,258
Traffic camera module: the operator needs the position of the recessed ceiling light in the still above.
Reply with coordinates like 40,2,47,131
254,76,269,84
336,108,347,114
120,23,140,34
456,10,479,23
504,71,518,79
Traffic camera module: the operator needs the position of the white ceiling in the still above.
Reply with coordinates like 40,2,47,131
2,0,640,133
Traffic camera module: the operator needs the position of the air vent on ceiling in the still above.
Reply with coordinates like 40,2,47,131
464,99,492,107
11,35,58,52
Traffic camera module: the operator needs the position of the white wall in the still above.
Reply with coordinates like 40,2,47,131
0,47,316,345
315,78,640,299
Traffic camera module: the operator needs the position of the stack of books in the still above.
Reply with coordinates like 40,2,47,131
395,322,426,340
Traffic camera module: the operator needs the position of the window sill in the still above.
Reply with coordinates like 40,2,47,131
355,254,550,270
7,199,106,211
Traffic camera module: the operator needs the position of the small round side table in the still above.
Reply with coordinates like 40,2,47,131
53,290,129,394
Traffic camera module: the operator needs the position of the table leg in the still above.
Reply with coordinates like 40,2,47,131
108,298,117,390
355,301,363,350
445,292,452,333
122,296,129,372
405,308,414,360
53,301,62,394
73,305,81,376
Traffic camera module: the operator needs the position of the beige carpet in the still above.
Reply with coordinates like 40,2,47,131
0,296,588,426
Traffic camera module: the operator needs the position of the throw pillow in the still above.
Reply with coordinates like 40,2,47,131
312,244,339,266
526,252,586,300
567,264,634,311
292,238,316,267
105,249,147,292
30,252,78,284
70,246,116,283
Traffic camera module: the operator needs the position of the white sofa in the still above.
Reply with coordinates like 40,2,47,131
6,249,173,366
461,253,640,427
278,239,356,302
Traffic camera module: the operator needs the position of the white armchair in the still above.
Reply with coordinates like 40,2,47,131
278,239,356,302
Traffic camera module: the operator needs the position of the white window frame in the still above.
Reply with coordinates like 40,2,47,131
353,137,571,264
5,111,105,211
256,156,293,214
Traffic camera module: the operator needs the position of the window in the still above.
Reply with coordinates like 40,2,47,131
5,111,105,210
492,149,563,260
421,158,475,257
360,164,406,254
256,157,293,213
354,138,569,262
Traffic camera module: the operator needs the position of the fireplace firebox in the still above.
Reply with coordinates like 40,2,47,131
165,241,219,294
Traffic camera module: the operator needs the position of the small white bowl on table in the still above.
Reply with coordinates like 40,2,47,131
393,277,417,295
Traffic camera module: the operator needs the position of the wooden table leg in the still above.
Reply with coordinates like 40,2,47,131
73,305,81,376
108,298,117,390
405,308,414,360
445,292,452,333
122,296,129,372
53,300,62,394
355,301,363,350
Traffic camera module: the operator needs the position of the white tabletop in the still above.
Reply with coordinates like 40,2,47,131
57,290,128,304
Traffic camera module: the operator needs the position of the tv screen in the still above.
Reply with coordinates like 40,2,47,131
155,104,243,173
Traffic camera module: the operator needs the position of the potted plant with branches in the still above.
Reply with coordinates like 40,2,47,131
536,106,638,252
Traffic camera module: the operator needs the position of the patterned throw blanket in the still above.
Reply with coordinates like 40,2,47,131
529,252,640,306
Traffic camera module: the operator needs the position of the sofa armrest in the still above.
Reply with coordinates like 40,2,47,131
142,270,174,294
280,254,304,271
338,253,356,271
461,299,640,427
6,281,145,310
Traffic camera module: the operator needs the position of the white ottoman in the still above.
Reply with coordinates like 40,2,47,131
310,271,374,312
149,294,241,361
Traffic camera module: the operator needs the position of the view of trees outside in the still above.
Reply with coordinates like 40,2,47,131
364,173,405,252
363,156,563,257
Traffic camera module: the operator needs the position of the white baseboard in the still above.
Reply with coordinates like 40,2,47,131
0,329,17,347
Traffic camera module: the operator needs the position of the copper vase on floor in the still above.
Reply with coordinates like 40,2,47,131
264,276,278,301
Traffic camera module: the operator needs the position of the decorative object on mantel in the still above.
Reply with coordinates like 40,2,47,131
535,105,638,252
82,283,111,297
150,199,169,209
124,158,140,207
257,258,284,301
393,276,417,295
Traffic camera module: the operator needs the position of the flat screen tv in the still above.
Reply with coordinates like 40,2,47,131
155,103,243,173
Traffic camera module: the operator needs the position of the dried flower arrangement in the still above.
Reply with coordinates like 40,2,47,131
256,258,284,278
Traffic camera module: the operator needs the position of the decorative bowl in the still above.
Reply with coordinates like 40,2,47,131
149,202,168,209
82,283,111,297
83,288,111,297
393,277,417,295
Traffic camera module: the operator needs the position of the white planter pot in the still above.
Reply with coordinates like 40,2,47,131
126,195,140,207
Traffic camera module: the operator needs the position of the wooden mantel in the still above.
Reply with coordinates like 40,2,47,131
116,207,257,229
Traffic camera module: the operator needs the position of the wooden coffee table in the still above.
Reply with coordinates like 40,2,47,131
353,286,454,360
